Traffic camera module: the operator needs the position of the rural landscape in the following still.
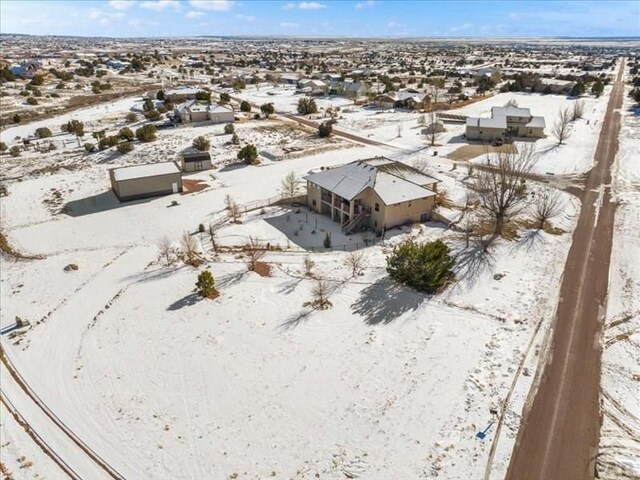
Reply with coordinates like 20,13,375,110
0,1,638,479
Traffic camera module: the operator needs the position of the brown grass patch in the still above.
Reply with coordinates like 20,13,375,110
204,289,220,300
181,179,209,194
448,143,518,162
0,230,42,260
252,261,272,277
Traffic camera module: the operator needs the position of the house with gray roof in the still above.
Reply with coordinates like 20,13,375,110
465,106,545,141
305,157,439,234
174,100,234,124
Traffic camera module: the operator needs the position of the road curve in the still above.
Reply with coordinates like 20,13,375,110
505,59,625,480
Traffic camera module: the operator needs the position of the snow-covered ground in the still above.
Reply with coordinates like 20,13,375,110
597,83,640,479
0,91,584,479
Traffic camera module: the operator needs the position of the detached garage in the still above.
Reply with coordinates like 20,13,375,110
109,162,183,201
181,152,212,172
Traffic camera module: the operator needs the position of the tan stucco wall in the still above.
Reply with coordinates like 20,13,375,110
307,180,322,212
209,111,235,124
466,125,505,140
113,172,183,201
517,126,545,138
382,196,434,230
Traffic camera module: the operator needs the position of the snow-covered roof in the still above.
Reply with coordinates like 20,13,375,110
209,104,233,113
165,87,202,96
526,116,546,128
112,162,180,182
305,161,376,200
466,116,507,129
305,158,438,205
491,106,532,118
374,171,436,205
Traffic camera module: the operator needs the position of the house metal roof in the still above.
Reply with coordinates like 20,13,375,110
112,162,180,182
305,158,438,205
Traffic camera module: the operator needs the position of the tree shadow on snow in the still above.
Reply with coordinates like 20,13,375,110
167,293,202,311
451,239,495,288
216,270,248,288
277,308,314,331
351,277,425,326
512,228,547,253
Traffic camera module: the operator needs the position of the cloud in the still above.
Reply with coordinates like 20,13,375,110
109,0,135,10
280,21,299,28
189,0,235,10
449,23,473,32
235,13,256,22
387,21,406,29
140,0,180,11
298,2,326,9
282,2,295,9
186,10,205,18
355,0,375,9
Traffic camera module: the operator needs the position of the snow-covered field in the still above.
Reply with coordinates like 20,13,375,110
0,92,583,479
598,84,640,479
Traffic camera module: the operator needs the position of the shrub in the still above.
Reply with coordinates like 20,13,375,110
0,142,7,153
260,103,274,118
219,92,230,104
231,132,240,145
84,142,96,153
125,112,138,123
323,231,331,248
240,100,251,112
237,144,258,164
135,124,157,142
297,97,318,115
26,97,39,105
10,146,21,157
192,135,210,151
224,123,235,134
318,122,333,138
195,270,217,298
117,142,134,154
35,127,52,138
386,240,454,294
143,98,154,111
144,109,160,121
118,127,134,142
98,136,119,150
12,114,21,124
198,223,205,233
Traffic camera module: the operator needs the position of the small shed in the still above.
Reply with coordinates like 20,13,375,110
182,152,212,172
109,162,183,201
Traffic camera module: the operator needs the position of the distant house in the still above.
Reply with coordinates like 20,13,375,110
466,106,545,141
106,59,130,70
541,79,576,95
10,60,42,79
281,73,301,85
174,100,234,124
109,162,183,201
164,87,205,103
374,91,430,110
297,79,328,95
305,157,439,234
181,152,212,172
328,80,369,99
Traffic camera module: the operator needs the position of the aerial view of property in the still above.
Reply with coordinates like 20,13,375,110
0,1,638,479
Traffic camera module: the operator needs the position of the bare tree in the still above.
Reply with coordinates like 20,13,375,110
181,232,199,265
228,201,241,223
245,236,265,271
224,194,233,210
303,255,315,276
553,107,572,145
473,144,536,237
571,100,585,121
304,279,332,310
281,171,301,199
532,187,563,229
412,158,429,174
157,236,173,265
345,251,365,277
425,110,440,146
208,224,217,252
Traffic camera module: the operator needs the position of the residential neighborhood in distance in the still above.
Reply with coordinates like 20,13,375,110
0,1,638,479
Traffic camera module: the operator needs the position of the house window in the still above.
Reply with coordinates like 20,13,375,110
375,203,380,212
408,202,412,207
312,199,317,206
374,220,378,228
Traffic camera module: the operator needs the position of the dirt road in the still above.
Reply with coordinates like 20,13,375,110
505,60,625,480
